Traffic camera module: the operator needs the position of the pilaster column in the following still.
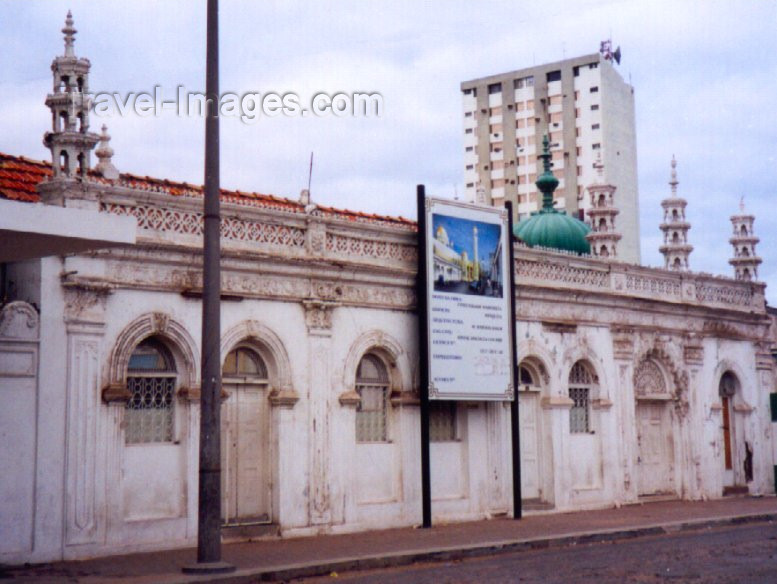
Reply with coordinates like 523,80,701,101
62,284,109,547
612,328,636,503
304,300,336,525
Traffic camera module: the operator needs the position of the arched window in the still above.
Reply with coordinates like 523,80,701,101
519,365,535,386
222,346,268,380
740,225,748,236
355,353,389,442
59,150,69,175
673,257,682,269
568,361,595,433
125,337,177,444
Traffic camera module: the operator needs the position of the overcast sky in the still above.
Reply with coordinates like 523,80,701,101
2,0,776,303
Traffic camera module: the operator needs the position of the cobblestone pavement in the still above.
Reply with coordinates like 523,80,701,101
295,523,777,584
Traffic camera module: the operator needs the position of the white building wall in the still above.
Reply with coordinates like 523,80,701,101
1,193,772,564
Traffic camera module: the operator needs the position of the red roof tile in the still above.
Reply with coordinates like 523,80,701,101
0,152,416,229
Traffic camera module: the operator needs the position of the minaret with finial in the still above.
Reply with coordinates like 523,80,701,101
728,198,761,281
585,153,621,259
659,156,692,270
40,11,100,188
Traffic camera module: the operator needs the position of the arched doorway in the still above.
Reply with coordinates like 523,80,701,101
221,345,271,526
719,371,746,491
634,359,675,497
518,362,542,501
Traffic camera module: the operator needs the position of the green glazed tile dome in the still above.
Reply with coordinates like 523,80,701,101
513,135,591,255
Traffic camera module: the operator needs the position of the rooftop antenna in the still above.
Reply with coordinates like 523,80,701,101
307,151,314,192
454,184,459,201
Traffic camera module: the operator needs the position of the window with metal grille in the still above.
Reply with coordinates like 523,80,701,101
125,338,176,444
355,354,389,442
429,401,457,442
568,362,594,433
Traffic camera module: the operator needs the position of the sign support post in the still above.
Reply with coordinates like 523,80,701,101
505,201,522,519
416,184,433,529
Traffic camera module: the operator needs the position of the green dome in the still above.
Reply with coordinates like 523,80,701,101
514,210,591,255
513,134,591,255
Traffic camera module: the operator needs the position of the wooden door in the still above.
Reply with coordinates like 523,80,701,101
721,396,734,486
636,402,674,496
519,392,541,499
221,384,270,525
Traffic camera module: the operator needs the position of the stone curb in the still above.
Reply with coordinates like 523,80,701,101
189,511,777,584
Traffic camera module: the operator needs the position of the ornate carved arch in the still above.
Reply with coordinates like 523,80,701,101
562,344,604,388
340,330,409,406
221,320,297,407
517,339,553,390
0,301,39,340
105,312,198,401
634,346,688,414
712,359,752,411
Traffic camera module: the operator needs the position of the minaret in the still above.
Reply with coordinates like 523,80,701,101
472,225,480,280
585,154,621,259
728,198,761,281
659,156,692,271
41,12,99,182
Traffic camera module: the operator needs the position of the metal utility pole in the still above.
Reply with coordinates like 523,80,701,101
505,201,522,519
183,0,234,574
416,184,432,528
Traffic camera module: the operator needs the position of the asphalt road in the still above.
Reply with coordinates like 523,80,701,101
292,522,777,584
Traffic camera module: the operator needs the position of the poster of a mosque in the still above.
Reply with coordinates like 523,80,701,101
432,213,504,298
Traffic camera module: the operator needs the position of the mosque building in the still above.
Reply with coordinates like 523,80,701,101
0,13,775,564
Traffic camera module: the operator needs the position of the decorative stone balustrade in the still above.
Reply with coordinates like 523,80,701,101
99,191,765,315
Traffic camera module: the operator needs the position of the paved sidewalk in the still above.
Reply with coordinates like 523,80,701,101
4,496,777,583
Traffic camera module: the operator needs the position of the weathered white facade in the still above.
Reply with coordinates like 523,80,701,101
1,175,774,563
1,13,776,566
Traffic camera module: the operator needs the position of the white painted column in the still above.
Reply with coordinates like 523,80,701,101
62,285,109,551
304,301,335,526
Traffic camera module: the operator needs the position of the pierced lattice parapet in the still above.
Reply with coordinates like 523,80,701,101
326,233,417,263
101,202,306,247
515,258,609,289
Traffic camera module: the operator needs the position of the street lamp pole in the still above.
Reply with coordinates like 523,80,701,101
183,0,234,573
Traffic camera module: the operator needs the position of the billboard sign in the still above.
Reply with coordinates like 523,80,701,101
424,197,513,401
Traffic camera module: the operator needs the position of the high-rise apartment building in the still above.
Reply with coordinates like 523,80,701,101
461,51,641,263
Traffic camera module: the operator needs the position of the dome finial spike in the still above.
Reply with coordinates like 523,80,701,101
669,155,678,195
739,195,745,213
63,10,77,57
535,134,558,211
